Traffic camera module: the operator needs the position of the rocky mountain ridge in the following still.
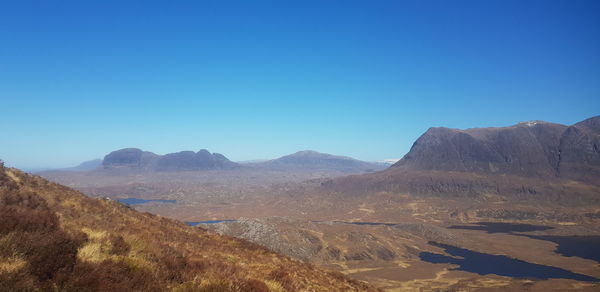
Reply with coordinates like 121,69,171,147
394,116,600,184
324,116,600,203
102,148,238,171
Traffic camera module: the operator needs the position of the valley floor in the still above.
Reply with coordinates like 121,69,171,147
39,170,600,291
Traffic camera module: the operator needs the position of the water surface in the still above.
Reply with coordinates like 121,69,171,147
522,235,600,263
420,242,598,282
117,198,176,205
186,220,236,226
448,222,600,263
448,222,553,233
311,220,397,226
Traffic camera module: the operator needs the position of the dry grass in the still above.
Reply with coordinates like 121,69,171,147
0,256,26,274
0,165,380,291
264,280,286,292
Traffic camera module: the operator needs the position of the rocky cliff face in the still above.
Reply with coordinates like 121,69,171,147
102,148,238,171
557,117,600,183
394,116,600,184
324,116,600,203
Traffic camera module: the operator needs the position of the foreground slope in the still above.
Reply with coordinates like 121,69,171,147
0,164,377,292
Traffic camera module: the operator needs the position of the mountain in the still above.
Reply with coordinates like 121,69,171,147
102,148,160,170
378,159,400,165
324,116,600,202
102,148,238,171
0,164,377,291
393,116,600,184
65,159,103,171
155,150,238,171
251,150,387,173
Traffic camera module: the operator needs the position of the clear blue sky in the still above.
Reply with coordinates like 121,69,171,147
1,0,599,169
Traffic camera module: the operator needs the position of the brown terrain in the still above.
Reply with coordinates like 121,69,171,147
0,164,378,291
34,116,600,291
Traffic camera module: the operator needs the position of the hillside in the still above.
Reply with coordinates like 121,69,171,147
0,164,377,291
67,159,103,171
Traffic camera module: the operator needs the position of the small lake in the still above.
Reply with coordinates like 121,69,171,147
448,222,600,263
448,222,553,233
522,235,600,264
117,198,176,205
312,220,397,226
186,220,236,226
420,242,599,282
337,221,396,226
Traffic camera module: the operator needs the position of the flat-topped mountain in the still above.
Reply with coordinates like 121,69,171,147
394,116,600,184
156,149,237,171
102,148,160,170
251,150,387,173
102,148,238,171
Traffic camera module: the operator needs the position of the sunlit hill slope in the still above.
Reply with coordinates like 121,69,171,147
0,164,378,292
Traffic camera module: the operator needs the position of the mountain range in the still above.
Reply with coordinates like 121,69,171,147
45,148,386,174
65,116,600,178
101,148,238,171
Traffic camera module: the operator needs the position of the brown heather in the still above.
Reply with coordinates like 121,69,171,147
0,165,379,292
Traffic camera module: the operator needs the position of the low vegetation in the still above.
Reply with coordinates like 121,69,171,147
0,165,378,291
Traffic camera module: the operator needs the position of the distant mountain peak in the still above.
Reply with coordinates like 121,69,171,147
294,150,322,155
518,120,548,127
575,115,600,131
102,148,238,171
379,158,401,165
252,150,387,173
288,150,352,160
102,148,159,169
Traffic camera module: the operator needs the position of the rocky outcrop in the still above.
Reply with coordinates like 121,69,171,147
205,218,469,265
207,217,324,261
206,217,408,263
